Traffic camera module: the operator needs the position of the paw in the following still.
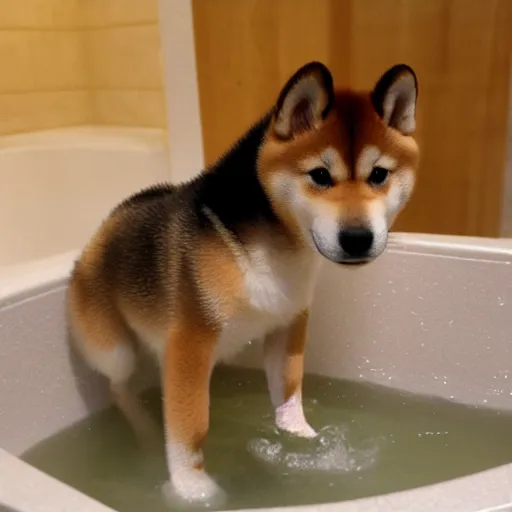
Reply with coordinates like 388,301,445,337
277,418,317,438
294,422,318,438
163,469,225,509
275,395,317,438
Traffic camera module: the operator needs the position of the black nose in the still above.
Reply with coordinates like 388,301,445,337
339,228,374,258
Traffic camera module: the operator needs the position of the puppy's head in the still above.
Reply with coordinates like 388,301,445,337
258,61,419,265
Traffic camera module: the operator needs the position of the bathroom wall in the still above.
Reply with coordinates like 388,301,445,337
192,0,512,238
83,0,167,128
0,0,90,135
0,0,166,136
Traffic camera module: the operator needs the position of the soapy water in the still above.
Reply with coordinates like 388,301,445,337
248,424,378,474
166,424,380,511
22,366,512,511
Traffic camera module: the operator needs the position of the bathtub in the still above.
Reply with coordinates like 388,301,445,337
0,126,170,267
1,133,512,511
0,126,171,304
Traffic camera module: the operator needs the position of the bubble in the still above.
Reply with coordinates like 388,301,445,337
247,425,378,474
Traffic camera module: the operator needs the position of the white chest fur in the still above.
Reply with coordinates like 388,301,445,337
215,243,321,362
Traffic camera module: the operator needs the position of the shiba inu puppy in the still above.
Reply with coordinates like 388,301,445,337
67,61,419,505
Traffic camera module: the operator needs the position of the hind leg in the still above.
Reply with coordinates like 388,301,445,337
68,288,159,442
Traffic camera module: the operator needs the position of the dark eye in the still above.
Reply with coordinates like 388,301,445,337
368,166,389,186
308,167,333,188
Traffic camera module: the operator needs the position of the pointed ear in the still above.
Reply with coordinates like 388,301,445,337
273,62,334,140
371,64,418,135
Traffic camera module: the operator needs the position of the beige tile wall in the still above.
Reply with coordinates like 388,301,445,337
0,0,165,135
0,0,90,135
84,0,167,128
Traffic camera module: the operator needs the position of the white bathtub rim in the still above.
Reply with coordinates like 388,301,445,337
388,232,512,261
3,232,512,308
0,448,116,512
0,250,78,306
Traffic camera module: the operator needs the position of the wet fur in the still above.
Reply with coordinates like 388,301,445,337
68,61,419,505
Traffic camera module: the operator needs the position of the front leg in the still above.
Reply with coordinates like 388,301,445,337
162,319,223,506
264,310,316,438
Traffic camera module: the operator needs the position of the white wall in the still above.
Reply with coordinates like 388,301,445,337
158,0,204,183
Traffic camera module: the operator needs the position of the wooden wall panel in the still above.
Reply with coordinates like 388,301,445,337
192,0,511,236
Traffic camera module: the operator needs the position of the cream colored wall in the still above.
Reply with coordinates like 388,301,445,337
0,0,166,136
84,0,166,129
158,0,204,180
0,0,90,135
